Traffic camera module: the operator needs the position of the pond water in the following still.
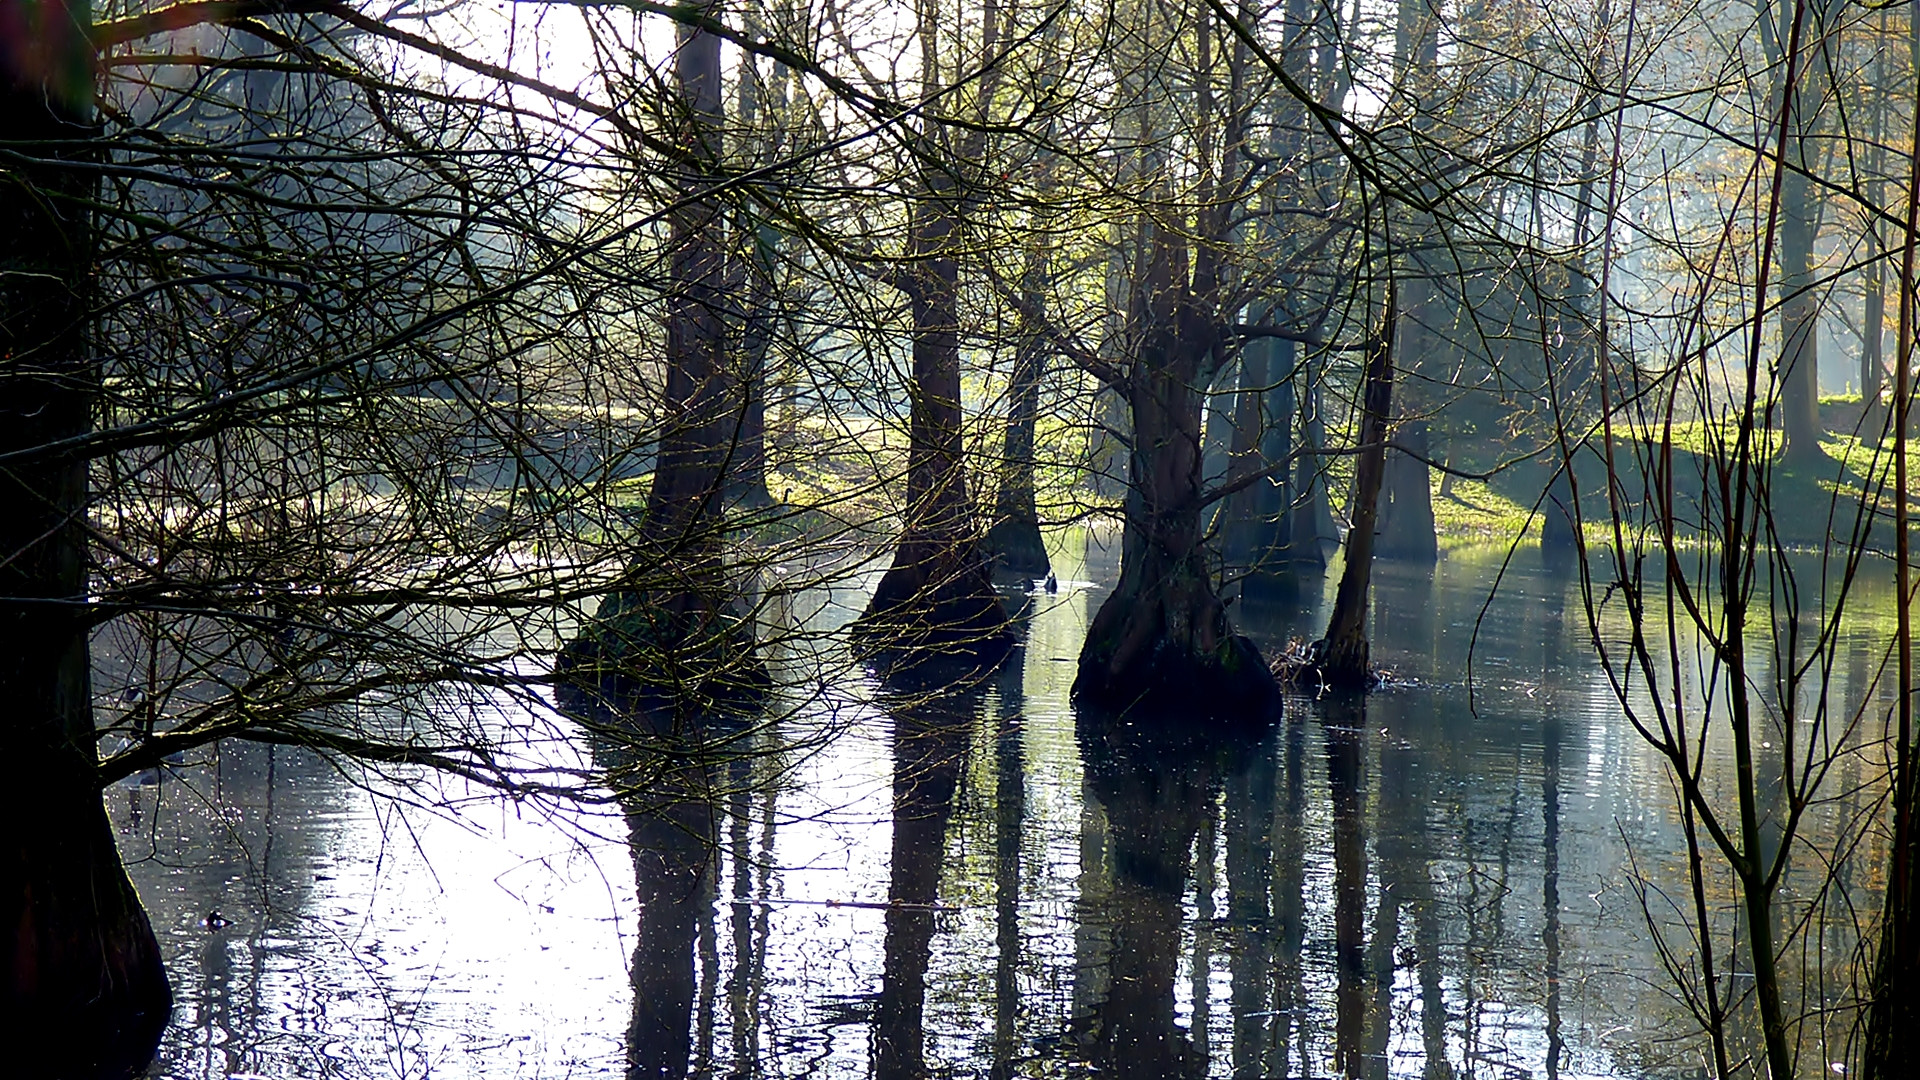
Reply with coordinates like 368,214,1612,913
115,530,1892,1078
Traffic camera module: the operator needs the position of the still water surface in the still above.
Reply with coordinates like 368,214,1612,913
115,532,1886,1078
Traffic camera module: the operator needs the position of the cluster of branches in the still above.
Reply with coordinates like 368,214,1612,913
22,0,1920,1070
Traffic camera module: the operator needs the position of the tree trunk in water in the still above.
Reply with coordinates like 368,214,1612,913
2,16,171,1075
855,188,1009,661
985,249,1051,579
1540,456,1581,555
1315,304,1396,691
1376,418,1438,562
575,1,765,706
1074,234,1272,716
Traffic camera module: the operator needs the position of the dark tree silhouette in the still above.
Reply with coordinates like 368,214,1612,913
1,13,170,1075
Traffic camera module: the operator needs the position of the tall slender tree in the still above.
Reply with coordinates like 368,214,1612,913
855,0,1011,662
582,0,768,703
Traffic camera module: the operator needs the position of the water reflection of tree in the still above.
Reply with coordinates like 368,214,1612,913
1319,690,1457,1080
113,741,338,1074
1071,714,1268,1078
603,714,722,1080
873,684,973,1079
1224,713,1276,1077
1323,701,1369,1079
991,644,1028,1080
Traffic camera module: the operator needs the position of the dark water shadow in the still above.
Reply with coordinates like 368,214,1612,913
1068,704,1271,1078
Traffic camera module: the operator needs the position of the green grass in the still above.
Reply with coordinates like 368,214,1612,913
1432,478,1536,550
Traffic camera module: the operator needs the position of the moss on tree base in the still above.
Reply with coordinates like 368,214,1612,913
557,590,770,712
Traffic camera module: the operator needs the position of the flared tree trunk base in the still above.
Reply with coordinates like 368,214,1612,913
1072,631,1275,719
1072,564,1277,721
985,516,1051,580
6,795,171,1080
852,538,1013,676
559,583,770,714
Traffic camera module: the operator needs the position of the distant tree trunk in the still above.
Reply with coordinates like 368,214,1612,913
1376,418,1438,561
1376,286,1439,562
985,276,1051,577
1541,462,1580,554
1780,168,1823,462
723,214,774,510
1,11,172,1075
1074,231,1272,714
1861,35,1889,443
1865,243,1887,427
1776,0,1826,465
1090,380,1131,499
1090,234,1133,501
727,13,777,510
1221,332,1292,577
986,111,1055,580
1289,357,1333,568
1315,301,1396,691
1202,370,1235,491
1378,0,1440,561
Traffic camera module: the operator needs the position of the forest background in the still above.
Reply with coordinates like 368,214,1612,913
5,0,1920,1074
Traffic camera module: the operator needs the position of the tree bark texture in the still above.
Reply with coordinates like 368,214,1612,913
855,170,1009,661
1074,233,1272,716
1315,302,1396,691
1,10,171,1075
